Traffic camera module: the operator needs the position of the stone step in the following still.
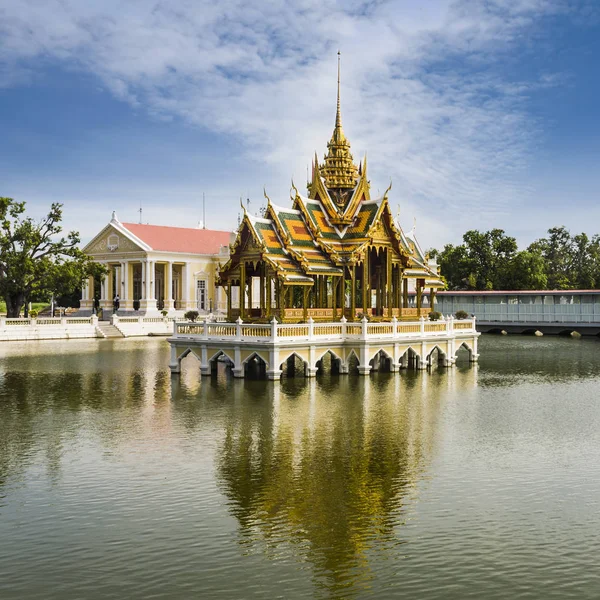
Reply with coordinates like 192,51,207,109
97,323,124,338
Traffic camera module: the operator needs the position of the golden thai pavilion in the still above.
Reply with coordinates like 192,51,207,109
218,58,444,323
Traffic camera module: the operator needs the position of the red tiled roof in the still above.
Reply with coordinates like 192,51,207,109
122,223,232,254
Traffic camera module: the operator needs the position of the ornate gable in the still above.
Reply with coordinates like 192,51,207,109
84,224,145,256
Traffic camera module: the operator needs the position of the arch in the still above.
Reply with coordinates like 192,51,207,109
558,329,580,337
346,349,360,374
279,351,308,378
315,347,344,365
369,348,394,373
242,351,268,379
171,347,201,374
426,344,449,367
427,344,447,367
315,349,343,375
454,341,473,362
179,347,200,362
207,349,235,376
241,351,269,368
369,346,393,364
208,348,235,365
399,346,421,370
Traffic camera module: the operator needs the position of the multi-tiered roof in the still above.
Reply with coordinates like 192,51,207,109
220,55,443,290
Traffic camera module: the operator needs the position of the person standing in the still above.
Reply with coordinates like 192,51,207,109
113,294,120,312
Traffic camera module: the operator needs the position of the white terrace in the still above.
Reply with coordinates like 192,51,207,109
168,316,480,380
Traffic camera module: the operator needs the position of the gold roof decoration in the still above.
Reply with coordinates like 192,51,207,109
319,52,360,198
217,54,446,297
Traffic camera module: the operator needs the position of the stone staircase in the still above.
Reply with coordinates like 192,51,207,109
96,322,124,338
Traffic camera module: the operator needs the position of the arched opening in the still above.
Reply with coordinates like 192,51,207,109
428,346,447,368
558,329,581,338
243,353,268,379
486,328,505,335
280,353,307,378
347,351,360,374
370,350,392,373
399,347,420,370
175,348,201,372
315,350,342,375
209,350,235,376
455,342,473,363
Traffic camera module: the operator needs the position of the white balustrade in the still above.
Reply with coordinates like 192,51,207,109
172,316,477,344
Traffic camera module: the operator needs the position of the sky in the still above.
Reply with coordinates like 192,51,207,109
1,0,599,250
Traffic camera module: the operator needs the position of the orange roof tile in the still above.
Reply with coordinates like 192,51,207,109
122,223,232,254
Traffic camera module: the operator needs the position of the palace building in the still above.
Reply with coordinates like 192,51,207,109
168,59,479,380
81,212,234,316
217,59,444,323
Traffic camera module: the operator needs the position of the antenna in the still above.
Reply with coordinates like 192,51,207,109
203,192,206,229
139,200,142,224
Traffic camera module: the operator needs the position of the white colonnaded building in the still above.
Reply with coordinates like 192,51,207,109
81,212,234,317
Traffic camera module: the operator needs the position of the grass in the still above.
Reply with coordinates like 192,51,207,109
0,302,50,317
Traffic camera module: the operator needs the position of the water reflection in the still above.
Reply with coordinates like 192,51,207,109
213,369,476,598
0,337,486,599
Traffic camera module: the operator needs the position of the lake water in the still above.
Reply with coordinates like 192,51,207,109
1,335,600,599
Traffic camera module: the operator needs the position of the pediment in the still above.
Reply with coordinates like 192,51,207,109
84,224,145,255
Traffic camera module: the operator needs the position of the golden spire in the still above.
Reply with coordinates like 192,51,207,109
320,51,359,196
336,50,342,131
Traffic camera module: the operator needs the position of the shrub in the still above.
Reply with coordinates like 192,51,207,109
161,309,168,317
29,309,38,319
184,310,199,322
455,310,468,320
429,311,442,321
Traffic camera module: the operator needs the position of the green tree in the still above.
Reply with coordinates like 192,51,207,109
501,249,547,290
435,243,471,290
528,226,573,289
0,198,106,318
463,229,518,290
434,229,518,290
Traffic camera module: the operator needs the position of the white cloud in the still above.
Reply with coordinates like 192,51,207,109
0,0,594,247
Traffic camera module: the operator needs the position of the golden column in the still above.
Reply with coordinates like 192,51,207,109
362,251,369,313
350,264,356,320
240,262,246,319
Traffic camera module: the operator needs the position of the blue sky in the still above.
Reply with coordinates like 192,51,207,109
1,0,599,249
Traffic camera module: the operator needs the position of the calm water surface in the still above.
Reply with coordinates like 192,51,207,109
1,335,600,599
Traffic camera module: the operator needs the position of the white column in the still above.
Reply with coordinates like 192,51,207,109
121,261,129,309
165,261,174,310
144,259,157,312
141,261,147,300
114,264,121,301
182,262,190,310
149,261,155,300
80,277,93,312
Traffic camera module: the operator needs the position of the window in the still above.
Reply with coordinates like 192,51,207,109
197,279,207,311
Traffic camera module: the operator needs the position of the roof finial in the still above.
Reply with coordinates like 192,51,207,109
336,50,342,129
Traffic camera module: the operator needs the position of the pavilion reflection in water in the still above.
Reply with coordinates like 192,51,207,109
213,367,478,597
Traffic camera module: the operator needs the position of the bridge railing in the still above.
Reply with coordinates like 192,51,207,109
172,316,476,343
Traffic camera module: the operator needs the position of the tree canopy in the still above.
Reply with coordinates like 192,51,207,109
431,225,600,291
0,197,106,318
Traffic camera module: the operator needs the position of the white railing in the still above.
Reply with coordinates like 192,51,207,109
110,314,177,324
0,315,100,341
172,316,476,343
0,316,98,327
